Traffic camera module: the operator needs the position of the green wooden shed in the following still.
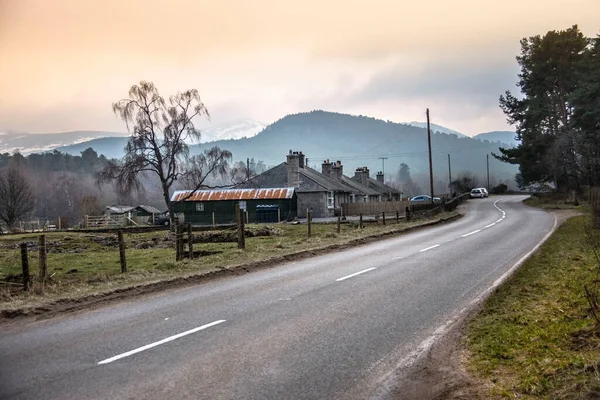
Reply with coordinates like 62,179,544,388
171,187,297,225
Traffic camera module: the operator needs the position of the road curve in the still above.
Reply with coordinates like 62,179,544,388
0,196,554,400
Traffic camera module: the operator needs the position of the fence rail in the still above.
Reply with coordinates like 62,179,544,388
341,200,410,217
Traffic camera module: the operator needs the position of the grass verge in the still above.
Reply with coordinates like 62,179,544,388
523,195,587,211
465,215,600,399
0,212,459,316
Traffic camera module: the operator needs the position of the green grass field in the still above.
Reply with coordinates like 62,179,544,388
466,215,600,399
0,213,457,310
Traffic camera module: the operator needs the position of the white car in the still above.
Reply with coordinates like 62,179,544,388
470,188,485,198
478,188,489,197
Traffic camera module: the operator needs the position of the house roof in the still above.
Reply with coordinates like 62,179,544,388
106,205,135,214
302,167,356,193
340,175,380,196
350,176,402,195
135,205,162,214
367,177,402,194
171,187,296,202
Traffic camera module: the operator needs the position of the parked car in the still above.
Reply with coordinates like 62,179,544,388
479,188,489,197
410,195,441,204
470,188,486,198
151,212,171,226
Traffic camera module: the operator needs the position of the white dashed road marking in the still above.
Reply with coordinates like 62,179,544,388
98,320,226,365
336,268,377,282
420,244,440,252
461,229,481,238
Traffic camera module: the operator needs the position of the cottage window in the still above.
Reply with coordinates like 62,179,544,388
350,194,356,203
327,191,334,209
364,195,368,203
195,202,204,212
378,195,382,202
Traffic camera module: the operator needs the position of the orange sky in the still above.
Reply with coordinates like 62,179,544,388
0,0,598,135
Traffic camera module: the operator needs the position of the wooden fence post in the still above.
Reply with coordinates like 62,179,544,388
175,224,181,261
212,212,215,229
179,224,186,260
236,205,245,249
20,243,30,291
396,210,400,224
38,235,47,282
337,214,341,234
278,208,281,223
405,207,411,222
85,215,89,229
187,223,194,260
58,217,62,230
359,213,363,229
118,230,127,273
307,209,312,238
382,212,386,226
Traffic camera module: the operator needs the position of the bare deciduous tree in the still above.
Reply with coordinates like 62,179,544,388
98,81,232,224
0,166,35,229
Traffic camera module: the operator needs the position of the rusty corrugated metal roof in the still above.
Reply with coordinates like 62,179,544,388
170,187,295,202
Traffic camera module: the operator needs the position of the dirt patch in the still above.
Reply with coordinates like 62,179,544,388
384,209,582,400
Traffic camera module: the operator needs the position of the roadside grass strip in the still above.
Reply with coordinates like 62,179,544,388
465,215,600,399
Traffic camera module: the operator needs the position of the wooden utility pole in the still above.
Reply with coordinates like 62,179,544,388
378,157,388,177
448,154,452,196
426,109,434,204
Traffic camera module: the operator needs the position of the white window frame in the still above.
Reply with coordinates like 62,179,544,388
350,194,356,203
327,191,335,209
195,202,204,212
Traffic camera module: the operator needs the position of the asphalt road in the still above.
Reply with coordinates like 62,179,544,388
0,196,555,400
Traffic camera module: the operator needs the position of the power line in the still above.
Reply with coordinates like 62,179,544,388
310,142,507,162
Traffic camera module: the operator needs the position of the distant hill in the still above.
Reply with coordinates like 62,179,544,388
405,121,469,138
190,111,517,182
0,130,128,155
473,131,519,147
200,118,266,142
55,137,130,159
54,110,519,185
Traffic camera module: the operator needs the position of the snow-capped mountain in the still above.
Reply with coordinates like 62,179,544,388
0,130,129,155
404,121,469,138
199,118,266,142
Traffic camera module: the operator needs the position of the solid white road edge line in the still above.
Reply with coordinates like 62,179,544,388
496,219,503,223
373,208,558,399
97,320,226,365
485,223,496,228
461,229,481,238
419,244,440,252
336,267,377,282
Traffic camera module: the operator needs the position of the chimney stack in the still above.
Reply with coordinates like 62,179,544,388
298,151,305,169
331,160,343,181
376,171,384,183
355,167,369,186
321,159,332,177
286,150,300,187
